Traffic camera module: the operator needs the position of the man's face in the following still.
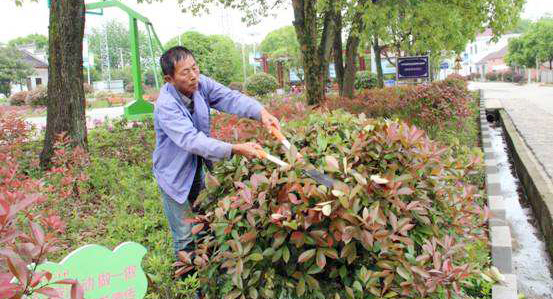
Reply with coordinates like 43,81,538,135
165,56,200,97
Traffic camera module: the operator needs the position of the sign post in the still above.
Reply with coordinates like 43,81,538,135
32,242,148,299
397,56,429,80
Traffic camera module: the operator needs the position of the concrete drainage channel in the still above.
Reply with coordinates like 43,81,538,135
481,95,553,299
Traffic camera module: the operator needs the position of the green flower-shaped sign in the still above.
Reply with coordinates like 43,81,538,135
31,242,147,299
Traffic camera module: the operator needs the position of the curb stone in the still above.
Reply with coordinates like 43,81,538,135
480,94,518,298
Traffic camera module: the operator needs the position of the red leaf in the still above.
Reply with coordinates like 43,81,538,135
0,282,20,299
35,286,61,298
29,221,45,245
240,231,257,243
30,271,50,287
191,223,205,235
397,187,413,195
7,257,28,287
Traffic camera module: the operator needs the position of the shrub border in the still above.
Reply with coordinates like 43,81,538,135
479,92,518,299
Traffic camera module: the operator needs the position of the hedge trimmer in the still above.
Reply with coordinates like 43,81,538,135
254,127,337,188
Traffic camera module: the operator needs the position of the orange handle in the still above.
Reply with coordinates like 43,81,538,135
270,126,286,141
256,149,268,159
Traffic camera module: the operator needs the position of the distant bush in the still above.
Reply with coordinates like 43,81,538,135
228,82,244,92
445,74,468,90
513,73,525,83
354,71,378,90
26,86,48,107
9,91,28,106
125,81,147,93
485,72,498,81
244,73,278,96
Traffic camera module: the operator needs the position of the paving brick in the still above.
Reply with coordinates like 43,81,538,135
491,226,513,274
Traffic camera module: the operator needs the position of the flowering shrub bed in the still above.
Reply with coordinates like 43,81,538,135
182,111,488,299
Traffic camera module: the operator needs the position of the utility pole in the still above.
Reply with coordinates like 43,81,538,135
119,48,124,68
241,43,247,82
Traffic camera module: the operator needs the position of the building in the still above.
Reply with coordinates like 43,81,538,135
475,46,509,76
10,45,48,93
460,28,519,76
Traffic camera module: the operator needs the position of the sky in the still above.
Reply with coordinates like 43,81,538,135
0,0,294,44
0,0,552,44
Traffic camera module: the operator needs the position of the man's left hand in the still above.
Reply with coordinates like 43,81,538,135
260,109,281,132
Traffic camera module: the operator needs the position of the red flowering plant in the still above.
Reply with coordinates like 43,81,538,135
0,113,83,299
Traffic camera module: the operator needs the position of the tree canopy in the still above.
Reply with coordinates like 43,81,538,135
506,17,553,69
259,25,302,78
8,34,49,52
88,20,150,70
165,32,243,85
0,45,35,97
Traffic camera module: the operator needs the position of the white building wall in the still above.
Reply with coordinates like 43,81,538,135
460,33,520,76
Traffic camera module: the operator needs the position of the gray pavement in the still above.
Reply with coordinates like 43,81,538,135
469,82,553,180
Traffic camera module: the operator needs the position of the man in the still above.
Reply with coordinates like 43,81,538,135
153,46,281,259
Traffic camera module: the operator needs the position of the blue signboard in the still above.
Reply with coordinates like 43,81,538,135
397,56,429,79
440,62,449,69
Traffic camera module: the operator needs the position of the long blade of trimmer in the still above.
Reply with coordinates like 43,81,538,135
304,169,336,188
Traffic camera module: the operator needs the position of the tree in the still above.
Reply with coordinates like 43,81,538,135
8,34,49,52
506,18,553,70
364,0,525,86
179,0,335,105
0,45,35,97
40,0,87,167
176,0,523,102
165,32,243,85
88,20,154,84
259,26,302,82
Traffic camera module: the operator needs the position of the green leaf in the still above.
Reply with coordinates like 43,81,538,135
298,249,316,263
305,274,320,290
263,248,275,257
225,289,241,299
283,246,290,263
353,280,363,293
283,220,298,230
248,287,259,299
307,265,323,275
316,249,326,269
248,253,263,262
296,276,306,296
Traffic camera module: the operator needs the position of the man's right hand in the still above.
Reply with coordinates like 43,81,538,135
232,142,263,160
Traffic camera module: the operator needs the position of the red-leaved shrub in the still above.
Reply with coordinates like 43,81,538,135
0,114,83,299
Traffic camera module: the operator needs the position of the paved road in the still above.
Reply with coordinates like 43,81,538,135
469,82,553,180
26,106,125,130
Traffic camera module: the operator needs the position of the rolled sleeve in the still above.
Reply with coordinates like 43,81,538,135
156,101,233,161
201,75,264,120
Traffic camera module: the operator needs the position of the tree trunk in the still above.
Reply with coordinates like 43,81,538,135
333,10,344,96
292,0,334,105
342,36,360,98
372,36,384,88
341,0,367,98
40,0,87,167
